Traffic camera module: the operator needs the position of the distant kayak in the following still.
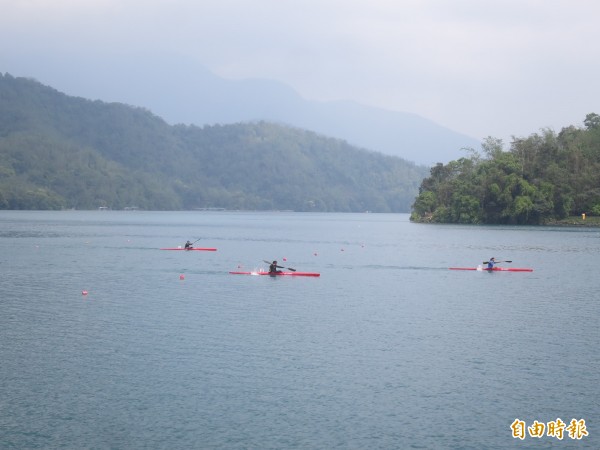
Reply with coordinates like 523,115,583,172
229,270,320,277
449,266,533,272
160,247,217,251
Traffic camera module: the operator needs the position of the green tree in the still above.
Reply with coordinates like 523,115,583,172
411,113,600,224
584,112,600,130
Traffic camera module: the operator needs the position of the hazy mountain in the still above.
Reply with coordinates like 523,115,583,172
0,73,427,212
5,52,480,165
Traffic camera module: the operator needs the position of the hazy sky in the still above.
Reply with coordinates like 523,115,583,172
2,0,599,143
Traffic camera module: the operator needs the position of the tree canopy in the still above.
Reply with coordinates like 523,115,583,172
411,117,600,224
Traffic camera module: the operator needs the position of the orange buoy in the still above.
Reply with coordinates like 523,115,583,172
81,290,88,295
179,274,185,280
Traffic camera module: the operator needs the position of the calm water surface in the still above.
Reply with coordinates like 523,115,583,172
1,211,598,449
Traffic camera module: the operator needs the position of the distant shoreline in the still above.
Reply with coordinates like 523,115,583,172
544,216,600,227
411,215,600,227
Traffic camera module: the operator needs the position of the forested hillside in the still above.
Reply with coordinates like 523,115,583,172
0,73,428,212
411,113,600,225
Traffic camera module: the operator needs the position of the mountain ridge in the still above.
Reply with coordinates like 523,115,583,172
0,73,428,212
4,51,480,165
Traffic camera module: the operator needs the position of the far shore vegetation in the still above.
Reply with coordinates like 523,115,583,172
411,113,600,226
3,73,599,225
0,73,426,212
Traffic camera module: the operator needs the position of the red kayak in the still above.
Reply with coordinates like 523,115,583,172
449,266,533,272
160,247,217,251
229,271,320,277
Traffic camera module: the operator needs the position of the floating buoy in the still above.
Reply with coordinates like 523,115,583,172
341,248,345,251
81,290,88,296
283,257,287,261
179,274,185,280
314,252,318,256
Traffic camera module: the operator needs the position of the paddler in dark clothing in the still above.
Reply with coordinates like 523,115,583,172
269,260,282,274
184,240,193,249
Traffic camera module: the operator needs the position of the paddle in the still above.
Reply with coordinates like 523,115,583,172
482,260,512,264
263,260,297,272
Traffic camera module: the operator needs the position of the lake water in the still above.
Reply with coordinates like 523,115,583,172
0,211,598,449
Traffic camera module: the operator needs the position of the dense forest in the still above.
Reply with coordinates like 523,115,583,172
0,73,429,212
411,113,600,224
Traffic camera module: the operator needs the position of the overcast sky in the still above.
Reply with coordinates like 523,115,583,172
2,0,599,144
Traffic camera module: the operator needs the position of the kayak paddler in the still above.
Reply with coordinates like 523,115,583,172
269,260,282,274
487,257,495,269
184,240,193,249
